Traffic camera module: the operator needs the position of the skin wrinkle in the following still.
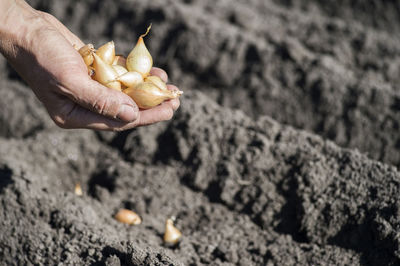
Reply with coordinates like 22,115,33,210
60,102,78,127
38,11,84,47
0,0,17,34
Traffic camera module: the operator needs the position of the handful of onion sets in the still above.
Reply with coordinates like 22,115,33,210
75,25,182,109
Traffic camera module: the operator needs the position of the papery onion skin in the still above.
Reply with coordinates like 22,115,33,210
78,44,95,66
126,25,153,77
115,209,142,225
124,82,182,109
163,219,182,245
145,75,168,91
96,41,115,65
112,65,128,76
112,55,127,67
117,71,143,88
93,53,121,91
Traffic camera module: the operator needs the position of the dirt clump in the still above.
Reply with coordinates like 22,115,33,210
1,0,400,265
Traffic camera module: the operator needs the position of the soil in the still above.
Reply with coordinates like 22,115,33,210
1,0,400,265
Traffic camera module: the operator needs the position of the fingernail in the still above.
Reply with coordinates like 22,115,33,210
117,104,137,122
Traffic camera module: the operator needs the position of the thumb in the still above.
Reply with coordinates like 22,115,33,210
58,73,139,122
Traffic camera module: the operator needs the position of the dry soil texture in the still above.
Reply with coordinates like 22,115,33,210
1,0,400,265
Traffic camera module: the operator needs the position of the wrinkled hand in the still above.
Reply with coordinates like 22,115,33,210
0,1,180,131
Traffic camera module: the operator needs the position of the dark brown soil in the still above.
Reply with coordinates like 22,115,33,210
1,0,400,265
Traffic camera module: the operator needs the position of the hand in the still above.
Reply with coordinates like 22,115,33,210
0,0,180,131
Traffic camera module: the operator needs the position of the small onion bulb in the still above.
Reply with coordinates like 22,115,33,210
92,53,121,91
96,41,115,65
117,71,143,88
112,55,127,67
114,209,142,225
78,44,95,66
126,25,153,77
163,218,182,245
145,75,168,91
112,65,129,76
124,82,182,109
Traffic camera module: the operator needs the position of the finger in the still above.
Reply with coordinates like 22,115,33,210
53,100,176,131
106,101,176,130
55,70,139,123
165,98,180,112
166,84,181,111
51,101,135,130
150,67,168,82
134,101,175,127
166,84,179,91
